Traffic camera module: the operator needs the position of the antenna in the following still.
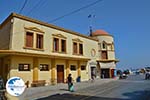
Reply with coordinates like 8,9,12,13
88,14,95,36
89,26,93,36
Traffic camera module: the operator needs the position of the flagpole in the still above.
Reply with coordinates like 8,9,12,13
88,14,95,36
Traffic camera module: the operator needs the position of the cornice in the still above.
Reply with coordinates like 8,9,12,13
1,13,98,42
97,59,119,63
0,50,90,61
52,33,67,39
24,27,44,33
72,38,83,43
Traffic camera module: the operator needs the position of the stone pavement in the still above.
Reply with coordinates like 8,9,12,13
6,78,118,100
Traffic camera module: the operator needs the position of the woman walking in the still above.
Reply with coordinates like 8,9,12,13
67,74,74,92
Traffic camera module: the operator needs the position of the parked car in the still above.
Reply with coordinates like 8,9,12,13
119,73,128,79
145,71,150,80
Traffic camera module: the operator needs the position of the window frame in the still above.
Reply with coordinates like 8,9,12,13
79,43,83,55
53,36,67,53
39,64,49,71
61,39,66,53
101,51,108,59
81,65,86,71
53,37,59,52
73,42,83,55
36,34,43,49
70,65,76,71
73,42,78,54
18,64,30,71
25,31,34,48
24,29,44,50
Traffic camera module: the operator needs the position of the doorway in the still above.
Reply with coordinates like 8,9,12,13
111,69,115,78
91,67,97,79
101,69,110,78
57,65,64,83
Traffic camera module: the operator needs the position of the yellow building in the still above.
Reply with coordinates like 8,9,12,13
0,13,118,87
91,30,119,78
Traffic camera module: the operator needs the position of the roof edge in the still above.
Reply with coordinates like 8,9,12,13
0,12,14,29
92,34,113,37
1,12,98,41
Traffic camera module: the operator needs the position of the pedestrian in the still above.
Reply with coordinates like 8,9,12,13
148,70,150,79
91,72,95,82
0,76,4,90
145,70,150,80
67,74,74,92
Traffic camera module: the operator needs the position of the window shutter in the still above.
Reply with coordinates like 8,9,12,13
26,32,33,47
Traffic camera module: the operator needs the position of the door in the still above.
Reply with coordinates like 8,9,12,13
101,51,108,59
57,65,64,83
111,69,115,78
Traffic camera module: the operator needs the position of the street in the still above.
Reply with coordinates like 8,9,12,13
37,74,150,100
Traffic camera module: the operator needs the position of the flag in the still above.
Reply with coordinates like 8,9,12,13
88,14,92,18
88,14,96,18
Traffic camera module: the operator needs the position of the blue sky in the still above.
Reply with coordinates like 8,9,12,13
0,0,150,70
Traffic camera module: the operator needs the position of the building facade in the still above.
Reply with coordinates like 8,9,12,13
0,13,118,86
91,30,118,78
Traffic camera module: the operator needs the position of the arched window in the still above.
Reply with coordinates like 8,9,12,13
102,41,107,49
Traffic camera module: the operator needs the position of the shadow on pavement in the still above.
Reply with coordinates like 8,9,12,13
123,90,150,100
59,89,69,91
36,90,150,100
37,93,128,100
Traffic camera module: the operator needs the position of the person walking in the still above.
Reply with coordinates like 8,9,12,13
67,74,74,92
0,76,6,100
0,76,4,90
91,72,95,82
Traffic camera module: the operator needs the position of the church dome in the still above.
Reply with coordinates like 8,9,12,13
92,30,109,36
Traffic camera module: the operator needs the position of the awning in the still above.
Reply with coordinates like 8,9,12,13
89,61,97,66
99,62,116,69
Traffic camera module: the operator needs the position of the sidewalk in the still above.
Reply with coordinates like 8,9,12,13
6,78,118,100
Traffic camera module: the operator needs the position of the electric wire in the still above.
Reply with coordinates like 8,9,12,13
26,0,46,16
19,0,28,14
0,0,102,48
48,0,102,23
2,0,102,37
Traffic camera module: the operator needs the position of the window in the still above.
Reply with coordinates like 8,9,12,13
102,42,106,49
102,43,106,49
18,64,30,71
53,38,59,52
36,34,43,49
39,64,49,71
26,32,33,47
53,37,67,53
72,40,84,55
81,65,86,70
25,31,44,50
73,42,77,54
79,43,83,55
61,39,66,52
70,65,76,71
101,51,108,59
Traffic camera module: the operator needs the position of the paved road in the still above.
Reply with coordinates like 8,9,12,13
37,74,150,100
